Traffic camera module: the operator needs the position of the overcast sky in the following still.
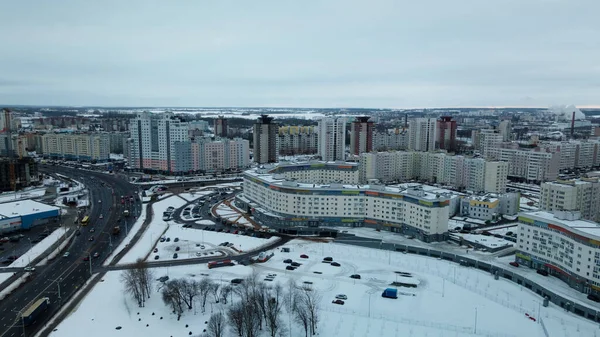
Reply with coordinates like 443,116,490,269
0,0,598,108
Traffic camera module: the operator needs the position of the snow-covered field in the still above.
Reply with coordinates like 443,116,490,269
178,190,212,202
0,273,11,285
49,239,596,337
118,196,187,265
1,228,69,268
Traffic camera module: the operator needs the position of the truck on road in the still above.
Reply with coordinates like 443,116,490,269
21,297,50,326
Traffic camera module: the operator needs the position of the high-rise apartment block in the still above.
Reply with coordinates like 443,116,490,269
191,138,249,173
318,117,346,161
350,116,374,155
373,128,408,151
408,118,436,152
359,151,508,193
277,125,318,156
42,133,110,162
214,116,228,138
477,129,503,159
253,115,278,164
497,148,559,182
436,116,457,151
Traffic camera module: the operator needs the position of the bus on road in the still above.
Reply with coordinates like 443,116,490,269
81,216,90,226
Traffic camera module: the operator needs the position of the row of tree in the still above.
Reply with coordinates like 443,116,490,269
120,259,154,307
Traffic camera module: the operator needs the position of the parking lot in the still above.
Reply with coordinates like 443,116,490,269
0,224,61,265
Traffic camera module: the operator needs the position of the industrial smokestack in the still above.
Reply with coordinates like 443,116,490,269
571,110,576,138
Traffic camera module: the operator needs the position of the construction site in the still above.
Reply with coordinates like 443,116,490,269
0,108,39,192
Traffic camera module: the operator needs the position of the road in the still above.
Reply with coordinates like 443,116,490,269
0,166,138,337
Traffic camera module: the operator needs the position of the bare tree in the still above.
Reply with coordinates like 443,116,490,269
292,295,310,337
199,277,213,313
299,285,321,336
242,298,261,337
180,279,199,310
219,285,232,305
161,280,185,320
206,311,226,337
121,269,144,307
133,259,154,302
265,283,285,337
210,282,221,303
228,303,245,337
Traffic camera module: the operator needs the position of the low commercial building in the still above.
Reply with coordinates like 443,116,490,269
516,210,600,296
460,192,520,221
0,199,60,234
237,164,450,242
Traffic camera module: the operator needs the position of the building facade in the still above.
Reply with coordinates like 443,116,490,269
276,125,318,156
253,115,278,164
408,118,436,152
373,129,408,151
436,116,457,151
498,148,560,182
42,133,110,162
460,192,520,221
214,116,228,138
191,138,250,173
318,117,346,161
540,178,600,222
238,164,450,242
516,210,600,296
350,116,374,155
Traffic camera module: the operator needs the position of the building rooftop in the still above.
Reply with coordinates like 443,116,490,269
521,210,600,238
0,199,60,219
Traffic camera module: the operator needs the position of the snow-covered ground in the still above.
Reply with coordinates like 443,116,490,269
118,196,187,265
454,233,513,249
0,188,46,204
0,228,69,268
49,240,596,337
178,190,213,202
148,225,279,262
0,273,11,285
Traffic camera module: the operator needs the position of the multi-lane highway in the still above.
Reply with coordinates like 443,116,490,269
0,166,139,337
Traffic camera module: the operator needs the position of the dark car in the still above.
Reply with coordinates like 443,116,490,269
509,261,519,267
300,254,309,259
166,238,171,242
174,238,179,242
88,236,94,242
588,294,600,302
291,262,302,267
175,247,180,251
332,299,345,305
331,262,341,267
154,255,159,260
173,253,178,259
283,259,293,264
159,238,166,242
153,248,158,253
323,257,333,262
350,274,361,279
231,278,244,284
286,266,296,271
537,269,549,276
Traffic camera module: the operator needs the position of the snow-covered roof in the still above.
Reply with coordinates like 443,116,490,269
521,210,600,238
0,199,60,219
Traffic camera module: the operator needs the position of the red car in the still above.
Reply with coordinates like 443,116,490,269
300,254,309,259
509,261,519,267
83,256,89,261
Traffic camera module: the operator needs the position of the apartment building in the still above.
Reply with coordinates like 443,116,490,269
269,162,359,185
436,116,457,151
460,192,520,221
408,118,436,152
373,129,409,151
537,140,600,170
540,178,600,222
253,115,278,164
318,117,346,161
359,151,507,193
477,129,503,159
42,133,110,162
191,138,249,173
129,112,189,172
516,210,600,296
498,148,559,182
349,116,374,155
214,116,228,138
276,125,318,156
238,164,450,242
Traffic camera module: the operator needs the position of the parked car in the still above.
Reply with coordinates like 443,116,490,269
24,266,35,272
93,252,100,258
99,214,103,219
154,255,159,260
283,259,293,264
587,294,600,303
173,253,178,259
83,256,89,261
174,238,179,242
537,269,549,276
160,237,166,242
286,266,296,271
153,248,158,253
509,261,519,267
88,236,94,241
323,257,333,262
291,262,301,267
300,254,309,259
332,299,345,305
175,247,180,251
350,274,361,279
196,252,203,257
335,294,348,300
166,238,171,242
63,252,70,258
231,278,244,284
331,262,341,267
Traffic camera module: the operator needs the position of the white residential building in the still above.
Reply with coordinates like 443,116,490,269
239,164,450,242
498,148,559,182
42,133,110,162
408,118,436,152
478,129,503,159
540,178,600,222
516,210,600,296
318,118,346,161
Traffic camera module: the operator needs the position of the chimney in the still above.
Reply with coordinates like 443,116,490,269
571,111,576,138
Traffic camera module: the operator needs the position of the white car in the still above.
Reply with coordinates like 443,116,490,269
24,266,35,272
99,214,103,219
98,200,102,203
196,251,203,257
63,252,70,258
335,294,347,300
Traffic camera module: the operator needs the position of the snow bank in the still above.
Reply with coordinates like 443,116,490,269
1,228,70,268
0,272,32,301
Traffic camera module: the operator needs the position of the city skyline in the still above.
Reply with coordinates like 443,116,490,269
1,0,599,108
